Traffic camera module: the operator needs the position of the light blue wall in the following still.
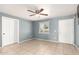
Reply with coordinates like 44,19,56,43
75,24,79,46
19,20,32,42
32,15,75,42
75,15,79,47
32,20,49,39
32,19,58,41
49,19,58,41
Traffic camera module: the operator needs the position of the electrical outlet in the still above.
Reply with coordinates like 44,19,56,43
54,30,56,32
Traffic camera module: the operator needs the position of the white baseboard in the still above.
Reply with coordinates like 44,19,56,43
33,38,58,43
33,38,76,45
2,41,17,48
0,39,33,48
73,44,79,50
19,39,33,44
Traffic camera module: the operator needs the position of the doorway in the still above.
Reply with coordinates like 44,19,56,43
58,19,74,44
2,16,19,47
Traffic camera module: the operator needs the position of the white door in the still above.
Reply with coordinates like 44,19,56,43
59,19,74,44
2,16,16,47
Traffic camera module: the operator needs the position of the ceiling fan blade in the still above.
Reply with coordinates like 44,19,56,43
27,10,35,13
39,8,44,13
40,13,48,16
29,14,36,16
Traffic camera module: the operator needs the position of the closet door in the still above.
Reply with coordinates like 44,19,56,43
59,19,74,44
2,16,15,47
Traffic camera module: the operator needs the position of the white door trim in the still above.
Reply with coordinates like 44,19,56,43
14,19,19,43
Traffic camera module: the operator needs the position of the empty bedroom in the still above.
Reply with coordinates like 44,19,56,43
0,4,79,55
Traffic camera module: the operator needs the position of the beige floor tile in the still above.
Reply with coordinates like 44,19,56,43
0,39,79,55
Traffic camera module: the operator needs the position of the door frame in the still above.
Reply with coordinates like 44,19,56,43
14,19,19,44
58,18,74,44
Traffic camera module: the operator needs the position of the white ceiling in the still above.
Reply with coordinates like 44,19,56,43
0,4,78,21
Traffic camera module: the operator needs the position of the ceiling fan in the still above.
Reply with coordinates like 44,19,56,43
27,8,48,16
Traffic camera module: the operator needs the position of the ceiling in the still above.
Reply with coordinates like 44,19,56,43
0,4,78,21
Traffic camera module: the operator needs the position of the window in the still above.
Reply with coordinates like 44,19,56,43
39,21,49,34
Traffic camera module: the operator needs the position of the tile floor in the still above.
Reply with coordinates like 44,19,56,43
0,39,79,55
